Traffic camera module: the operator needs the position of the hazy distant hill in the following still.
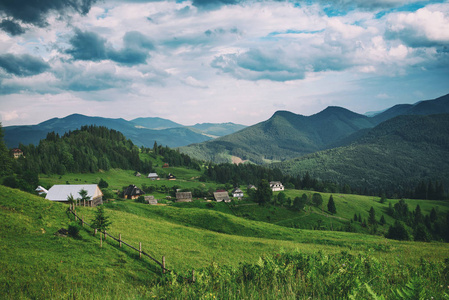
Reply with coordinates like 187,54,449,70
3,114,245,149
131,117,183,129
272,114,449,193
190,123,247,137
180,107,376,163
180,94,449,164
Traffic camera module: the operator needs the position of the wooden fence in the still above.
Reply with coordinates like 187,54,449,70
68,204,169,274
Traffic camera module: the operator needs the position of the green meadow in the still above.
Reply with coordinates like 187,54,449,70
1,184,449,299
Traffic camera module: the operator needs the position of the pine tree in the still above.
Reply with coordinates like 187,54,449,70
327,195,336,214
91,206,111,232
368,207,377,226
379,215,386,226
0,123,13,177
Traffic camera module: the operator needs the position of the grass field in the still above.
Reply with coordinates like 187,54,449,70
1,185,449,299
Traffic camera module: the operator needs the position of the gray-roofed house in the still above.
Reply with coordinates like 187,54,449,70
214,191,231,202
232,188,244,199
35,186,48,195
45,184,103,207
176,192,192,202
148,173,160,180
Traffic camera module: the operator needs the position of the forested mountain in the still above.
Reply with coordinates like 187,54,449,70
180,107,377,164
180,94,449,164
372,94,449,124
15,126,152,175
271,114,449,196
190,123,247,137
3,114,246,149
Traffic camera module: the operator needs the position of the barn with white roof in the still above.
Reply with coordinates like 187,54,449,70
45,184,103,207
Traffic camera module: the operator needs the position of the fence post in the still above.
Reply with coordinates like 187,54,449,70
100,233,102,248
192,270,195,283
162,256,166,274
104,231,107,240
119,234,122,248
81,215,84,227
94,228,97,236
139,242,142,259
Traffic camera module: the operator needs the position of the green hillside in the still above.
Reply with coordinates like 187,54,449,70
272,114,449,195
2,185,449,299
180,108,375,164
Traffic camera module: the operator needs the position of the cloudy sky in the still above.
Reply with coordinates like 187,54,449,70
0,0,448,126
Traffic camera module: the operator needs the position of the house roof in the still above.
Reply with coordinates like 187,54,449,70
46,184,102,202
232,188,243,193
124,185,145,196
176,192,192,199
214,191,230,201
148,173,159,177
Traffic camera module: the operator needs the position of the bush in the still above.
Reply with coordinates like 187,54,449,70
68,222,81,238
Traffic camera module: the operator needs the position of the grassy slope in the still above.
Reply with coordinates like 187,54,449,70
1,185,449,299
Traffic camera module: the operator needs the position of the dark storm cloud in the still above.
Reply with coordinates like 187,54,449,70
0,0,98,35
0,20,26,36
0,54,50,76
66,29,153,65
66,29,108,61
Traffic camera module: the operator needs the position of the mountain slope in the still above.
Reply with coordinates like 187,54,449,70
131,117,183,129
272,114,449,193
180,108,376,163
180,93,449,164
372,94,449,124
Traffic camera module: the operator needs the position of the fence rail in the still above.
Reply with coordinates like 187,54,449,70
68,204,169,274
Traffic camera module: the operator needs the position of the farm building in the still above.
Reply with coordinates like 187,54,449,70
214,191,231,202
168,173,176,180
148,173,160,180
176,192,192,202
12,148,23,159
145,195,157,205
45,184,103,207
35,186,48,195
232,188,244,199
270,181,284,192
123,185,145,200
247,184,257,190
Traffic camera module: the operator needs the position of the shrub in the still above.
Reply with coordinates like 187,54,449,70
68,222,81,238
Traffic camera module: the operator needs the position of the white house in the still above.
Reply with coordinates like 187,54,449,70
232,188,244,199
270,181,284,192
147,173,160,180
45,184,103,207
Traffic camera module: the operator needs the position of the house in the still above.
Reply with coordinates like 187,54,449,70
214,191,231,203
123,185,145,200
145,195,157,205
35,186,48,195
12,148,23,159
163,163,169,168
176,192,192,202
232,188,244,199
45,184,103,207
168,173,176,180
247,184,257,190
270,181,284,192
135,172,141,177
147,173,160,180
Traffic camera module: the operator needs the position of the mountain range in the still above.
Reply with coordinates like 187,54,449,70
179,94,449,164
3,114,247,149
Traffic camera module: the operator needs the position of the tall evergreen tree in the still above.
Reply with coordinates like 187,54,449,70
368,207,377,226
312,193,323,208
91,205,111,232
255,179,272,206
327,195,336,214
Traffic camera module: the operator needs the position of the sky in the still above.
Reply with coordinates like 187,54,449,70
0,0,448,127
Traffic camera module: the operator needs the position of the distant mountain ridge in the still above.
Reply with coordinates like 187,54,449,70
3,114,246,149
179,93,449,164
271,113,449,193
